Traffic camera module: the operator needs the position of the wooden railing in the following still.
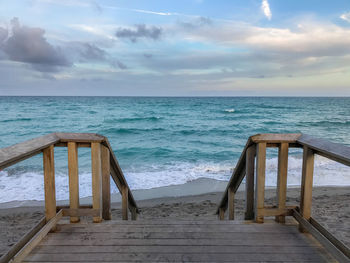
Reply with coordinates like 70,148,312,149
0,133,138,223
216,133,350,262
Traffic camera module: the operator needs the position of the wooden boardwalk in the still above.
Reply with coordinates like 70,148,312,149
22,219,336,263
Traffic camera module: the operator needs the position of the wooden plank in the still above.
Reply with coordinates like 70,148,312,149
255,142,266,223
309,217,350,259
101,145,111,220
68,142,79,223
245,145,255,220
258,207,294,217
228,187,234,220
12,210,63,263
91,142,102,223
300,146,314,232
43,145,56,223
251,133,301,143
56,133,105,143
0,217,46,263
293,209,348,263
62,208,101,217
297,134,350,167
0,133,59,170
32,244,327,254
24,252,328,262
122,185,128,220
276,142,288,223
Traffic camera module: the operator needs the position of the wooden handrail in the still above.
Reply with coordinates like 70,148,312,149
0,133,139,221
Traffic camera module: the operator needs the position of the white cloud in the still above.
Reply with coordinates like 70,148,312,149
340,12,350,22
261,0,272,20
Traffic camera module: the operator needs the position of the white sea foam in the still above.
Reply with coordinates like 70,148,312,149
224,109,235,113
0,155,349,203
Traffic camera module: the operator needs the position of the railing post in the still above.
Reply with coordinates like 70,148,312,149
91,142,102,223
245,145,256,220
276,143,288,223
101,145,111,220
218,207,225,220
228,187,234,220
299,146,315,232
122,185,128,220
43,145,56,225
255,142,266,223
131,206,138,220
68,142,80,223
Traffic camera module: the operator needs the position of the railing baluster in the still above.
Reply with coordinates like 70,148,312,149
228,187,235,220
299,146,315,232
122,185,128,220
91,142,102,223
101,145,111,220
255,142,266,223
43,145,56,225
68,142,80,223
245,145,256,220
276,142,288,223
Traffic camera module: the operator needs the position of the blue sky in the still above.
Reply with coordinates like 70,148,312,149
0,0,350,96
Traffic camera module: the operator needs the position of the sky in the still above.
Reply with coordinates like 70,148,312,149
0,0,350,96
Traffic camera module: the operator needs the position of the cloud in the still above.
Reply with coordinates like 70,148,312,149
76,43,106,61
340,12,350,23
0,27,8,43
115,24,162,42
179,17,212,29
261,0,272,20
0,18,70,72
111,60,127,69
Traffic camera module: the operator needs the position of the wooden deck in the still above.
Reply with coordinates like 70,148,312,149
22,219,336,263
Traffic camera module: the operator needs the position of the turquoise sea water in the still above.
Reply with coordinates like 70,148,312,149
0,97,349,202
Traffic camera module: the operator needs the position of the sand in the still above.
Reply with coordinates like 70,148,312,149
0,185,349,257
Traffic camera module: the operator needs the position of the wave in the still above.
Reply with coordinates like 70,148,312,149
102,127,166,135
104,116,162,124
1,155,349,203
1,118,32,123
224,109,235,113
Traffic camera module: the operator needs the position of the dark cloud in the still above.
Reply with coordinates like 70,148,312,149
179,17,212,29
0,18,70,72
0,27,7,43
143,53,153,58
76,43,107,62
111,60,127,70
115,24,162,42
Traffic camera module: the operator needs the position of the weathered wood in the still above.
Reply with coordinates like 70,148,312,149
12,210,63,263
228,187,234,220
255,142,266,223
298,134,350,167
101,145,111,220
257,207,294,217
91,142,102,223
0,217,45,263
276,142,288,223
216,137,253,214
293,209,349,263
43,145,56,223
68,142,79,223
0,133,59,170
219,208,225,220
62,208,101,217
251,133,301,143
300,146,314,232
56,133,105,143
245,145,255,220
131,206,138,221
309,217,350,259
122,185,128,220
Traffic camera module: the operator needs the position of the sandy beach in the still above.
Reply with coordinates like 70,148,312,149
0,183,349,257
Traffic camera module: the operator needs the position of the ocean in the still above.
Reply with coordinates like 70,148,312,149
0,97,349,203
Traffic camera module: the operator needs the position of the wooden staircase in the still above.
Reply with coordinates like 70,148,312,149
23,219,336,262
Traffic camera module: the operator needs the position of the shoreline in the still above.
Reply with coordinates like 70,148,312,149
1,177,350,209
